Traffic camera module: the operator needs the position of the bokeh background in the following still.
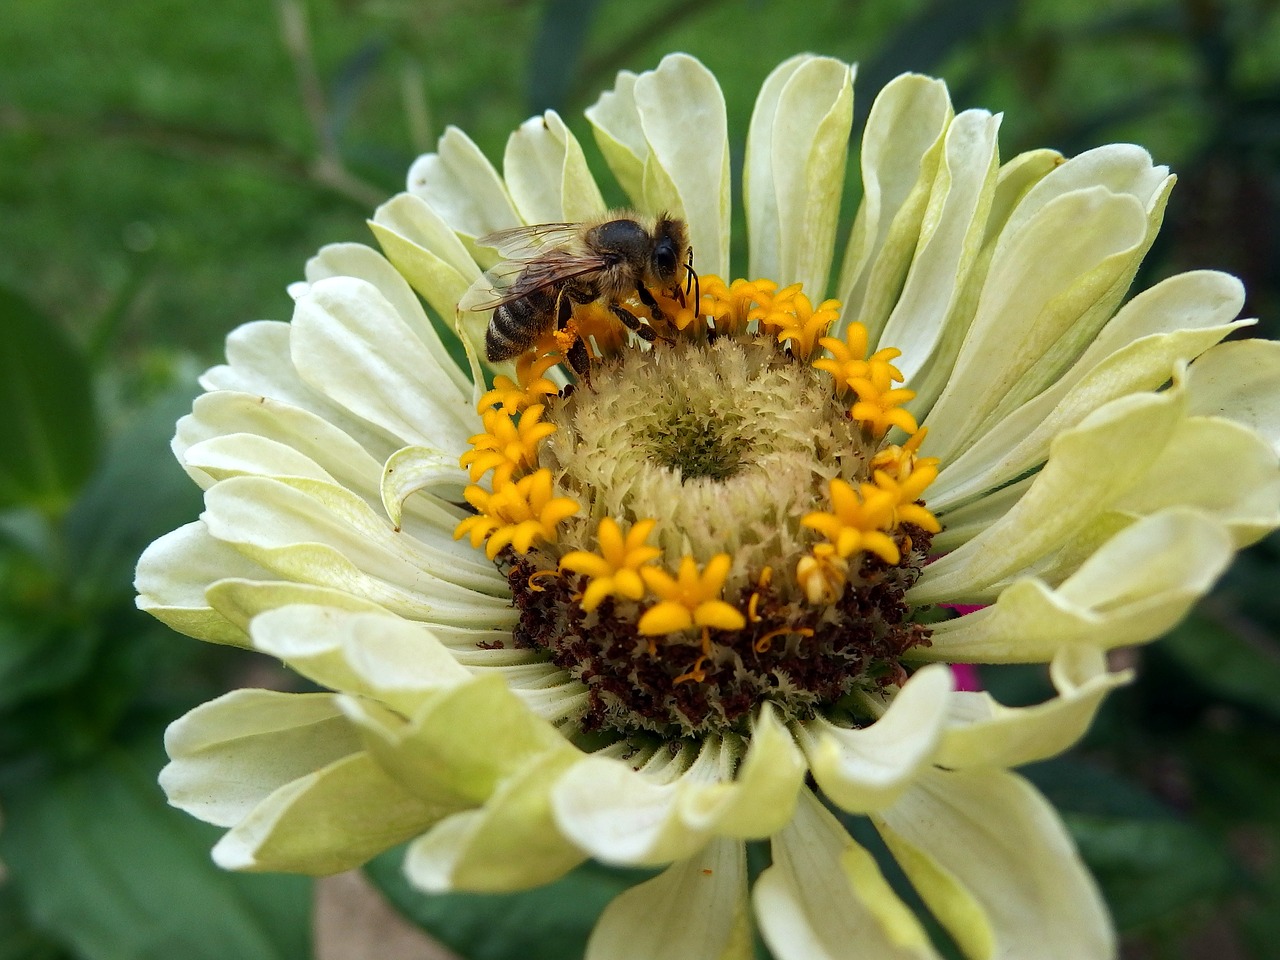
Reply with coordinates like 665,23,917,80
3,1,1280,958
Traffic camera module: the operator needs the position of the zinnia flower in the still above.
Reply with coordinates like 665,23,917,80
138,53,1280,959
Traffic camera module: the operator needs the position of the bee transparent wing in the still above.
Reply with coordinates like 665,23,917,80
476,222,584,261
458,249,612,313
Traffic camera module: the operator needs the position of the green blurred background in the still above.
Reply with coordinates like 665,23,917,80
2,1,1279,957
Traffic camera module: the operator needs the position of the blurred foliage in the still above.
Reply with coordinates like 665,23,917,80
1,0,1279,958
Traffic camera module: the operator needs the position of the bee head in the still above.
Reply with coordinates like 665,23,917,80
649,214,690,288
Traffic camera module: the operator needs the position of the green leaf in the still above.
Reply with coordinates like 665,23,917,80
0,879,74,960
1065,813,1235,932
0,621,97,712
367,848,654,960
63,379,202,604
1024,758,1237,932
1159,611,1280,721
0,736,311,960
0,288,100,516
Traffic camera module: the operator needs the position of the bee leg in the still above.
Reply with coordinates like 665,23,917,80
635,285,667,324
566,336,593,387
609,304,660,345
555,288,574,329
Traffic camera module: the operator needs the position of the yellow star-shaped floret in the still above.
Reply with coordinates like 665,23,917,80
636,554,746,635
559,517,662,612
459,404,557,486
700,276,778,336
453,469,580,560
478,353,560,415
801,478,903,565
756,290,842,360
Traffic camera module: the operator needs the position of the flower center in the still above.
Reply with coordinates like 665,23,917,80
452,277,941,738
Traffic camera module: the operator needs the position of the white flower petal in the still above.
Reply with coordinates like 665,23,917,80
586,837,751,960
800,663,953,813
930,270,1248,511
754,790,939,960
380,444,469,529
504,109,607,224
880,109,1001,399
403,749,584,892
913,385,1187,603
922,509,1234,663
134,520,264,646
212,750,445,875
161,689,361,828
303,242,470,399
633,54,731,278
745,55,854,295
585,70,646,203
873,768,1114,960
406,125,520,261
200,475,514,623
835,74,953,340
1112,416,1280,546
1186,338,1280,457
931,647,1130,768
367,192,483,341
923,186,1150,463
291,277,476,452
175,391,385,499
249,605,471,715
341,673,568,810
200,320,398,463
552,706,804,866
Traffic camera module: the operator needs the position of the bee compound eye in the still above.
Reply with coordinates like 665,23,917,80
655,245,677,277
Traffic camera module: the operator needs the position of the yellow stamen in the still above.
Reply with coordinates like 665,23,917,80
452,469,580,560
754,289,841,360
478,353,561,415
459,404,556,486
636,554,746,635
699,276,778,336
754,626,813,654
527,569,560,593
796,544,847,604
559,517,662,612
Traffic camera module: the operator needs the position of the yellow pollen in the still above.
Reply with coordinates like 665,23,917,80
559,517,662,612
636,554,746,635
572,302,629,356
453,469,580,560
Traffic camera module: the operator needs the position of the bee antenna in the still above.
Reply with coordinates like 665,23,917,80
684,246,700,311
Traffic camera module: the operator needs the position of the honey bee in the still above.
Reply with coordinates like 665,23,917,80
458,212,697,377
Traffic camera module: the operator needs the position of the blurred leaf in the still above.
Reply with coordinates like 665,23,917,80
1160,610,1280,721
63,378,202,604
367,848,653,960
0,736,311,960
0,288,100,516
1022,757,1171,819
0,622,96,713
528,0,600,113
1066,813,1235,932
0,879,74,960
1025,758,1237,932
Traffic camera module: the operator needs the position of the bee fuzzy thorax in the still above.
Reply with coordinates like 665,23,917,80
454,270,940,737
